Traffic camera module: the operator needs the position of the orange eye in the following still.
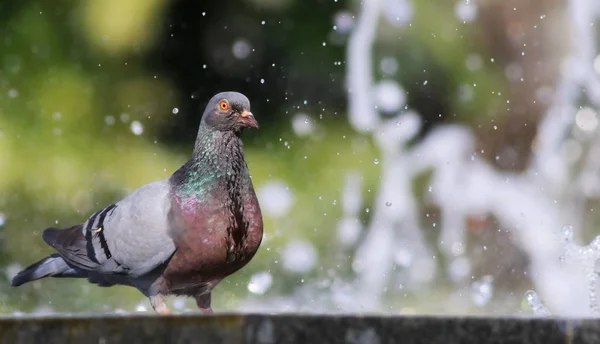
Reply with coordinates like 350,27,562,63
219,100,229,110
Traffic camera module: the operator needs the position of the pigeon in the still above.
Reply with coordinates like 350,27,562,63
11,91,264,315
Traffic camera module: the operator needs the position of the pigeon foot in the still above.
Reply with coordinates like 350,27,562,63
150,294,171,315
195,292,213,314
199,307,214,314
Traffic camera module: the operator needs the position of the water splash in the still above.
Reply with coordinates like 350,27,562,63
525,290,552,317
235,0,599,315
341,0,598,315
346,0,437,308
558,225,600,315
337,172,364,247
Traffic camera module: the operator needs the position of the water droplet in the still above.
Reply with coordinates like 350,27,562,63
135,302,147,312
373,159,380,165
471,275,494,307
448,256,470,282
455,0,478,22
281,240,317,273
172,108,179,114
260,78,265,84
256,181,294,218
374,80,406,112
333,11,354,34
247,271,273,295
130,121,144,136
232,39,252,59
380,57,398,75
385,202,392,207
173,298,186,310
291,113,314,137
105,116,115,126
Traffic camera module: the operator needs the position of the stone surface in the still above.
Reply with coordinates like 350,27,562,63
0,314,598,344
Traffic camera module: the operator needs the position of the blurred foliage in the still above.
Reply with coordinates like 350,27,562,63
0,0,539,315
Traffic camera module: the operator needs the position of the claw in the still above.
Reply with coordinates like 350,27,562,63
199,307,214,314
150,294,170,315
156,307,172,316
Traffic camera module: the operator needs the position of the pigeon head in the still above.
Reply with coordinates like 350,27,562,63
201,92,258,132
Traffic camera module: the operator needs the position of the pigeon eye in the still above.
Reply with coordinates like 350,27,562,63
219,101,229,111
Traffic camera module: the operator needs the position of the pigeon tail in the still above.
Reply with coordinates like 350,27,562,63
11,254,85,287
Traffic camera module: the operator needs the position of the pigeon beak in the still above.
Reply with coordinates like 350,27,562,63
240,111,259,129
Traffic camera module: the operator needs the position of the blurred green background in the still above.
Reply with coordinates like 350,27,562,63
0,0,578,315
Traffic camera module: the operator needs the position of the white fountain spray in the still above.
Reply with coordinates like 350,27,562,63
241,0,600,316
344,0,599,316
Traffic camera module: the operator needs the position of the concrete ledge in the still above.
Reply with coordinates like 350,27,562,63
0,314,597,344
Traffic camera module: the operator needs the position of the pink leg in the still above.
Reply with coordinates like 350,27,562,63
195,293,213,314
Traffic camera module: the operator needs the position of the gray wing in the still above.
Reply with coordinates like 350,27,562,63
45,180,177,278
96,180,176,277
